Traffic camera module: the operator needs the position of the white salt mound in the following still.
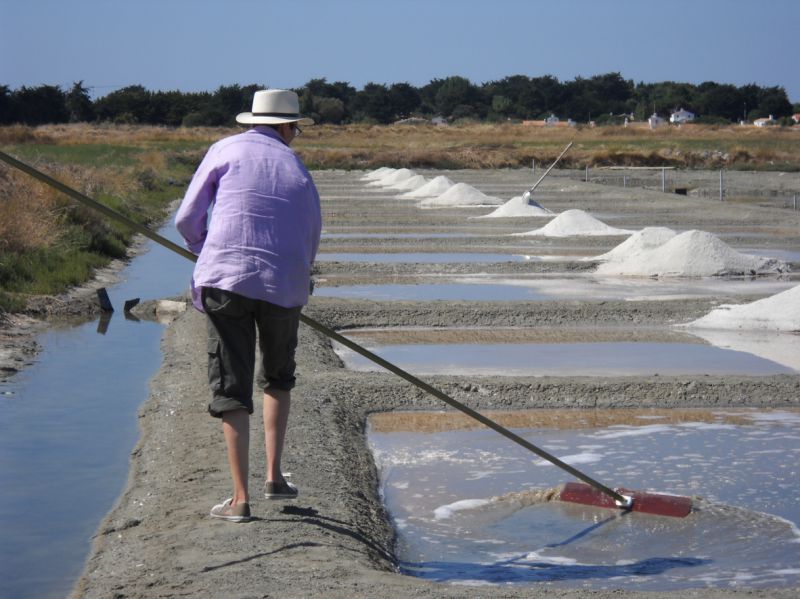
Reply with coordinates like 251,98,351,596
596,230,789,277
476,195,553,218
367,168,415,187
400,175,455,198
418,182,503,207
514,209,634,237
360,167,394,181
587,227,677,262
387,174,428,191
685,284,800,331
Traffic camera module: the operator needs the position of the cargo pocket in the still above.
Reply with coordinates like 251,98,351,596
207,337,223,396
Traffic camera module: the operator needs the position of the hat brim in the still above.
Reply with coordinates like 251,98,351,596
236,112,315,126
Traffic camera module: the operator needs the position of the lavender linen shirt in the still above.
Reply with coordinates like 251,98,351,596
175,126,321,311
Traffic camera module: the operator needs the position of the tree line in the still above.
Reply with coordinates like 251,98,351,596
1,73,796,127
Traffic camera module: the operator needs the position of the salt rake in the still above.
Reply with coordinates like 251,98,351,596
0,150,692,518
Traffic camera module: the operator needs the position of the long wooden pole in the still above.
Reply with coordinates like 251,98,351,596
0,149,631,507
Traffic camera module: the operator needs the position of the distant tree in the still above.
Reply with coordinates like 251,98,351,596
66,81,94,122
528,75,563,117
299,78,357,122
484,75,534,118
298,87,315,117
693,82,741,121
10,85,68,125
491,94,513,118
0,85,14,124
755,86,793,118
211,84,251,124
352,83,393,123
435,76,483,118
451,104,479,121
314,96,346,124
388,82,421,119
93,85,151,123
562,77,603,122
418,78,447,114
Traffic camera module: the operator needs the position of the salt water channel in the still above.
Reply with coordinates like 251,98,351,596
0,219,193,599
367,408,800,590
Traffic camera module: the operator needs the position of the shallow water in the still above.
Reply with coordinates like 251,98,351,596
368,409,800,590
317,275,796,302
334,340,796,376
0,219,193,599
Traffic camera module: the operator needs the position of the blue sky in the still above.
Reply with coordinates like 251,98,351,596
2,0,797,102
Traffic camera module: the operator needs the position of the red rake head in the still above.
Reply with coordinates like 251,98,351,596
559,482,693,518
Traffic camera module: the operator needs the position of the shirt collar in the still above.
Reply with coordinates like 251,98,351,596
251,125,288,147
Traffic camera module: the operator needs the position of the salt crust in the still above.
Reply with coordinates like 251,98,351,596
418,182,503,207
686,284,800,331
399,175,455,198
596,230,788,277
513,209,634,237
475,195,553,218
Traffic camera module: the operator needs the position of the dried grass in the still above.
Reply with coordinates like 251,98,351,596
0,165,61,251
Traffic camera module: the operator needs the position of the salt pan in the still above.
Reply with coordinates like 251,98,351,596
418,182,503,207
475,195,553,218
596,230,788,277
400,175,455,198
513,209,634,237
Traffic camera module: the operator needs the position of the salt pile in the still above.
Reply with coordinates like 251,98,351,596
587,227,677,262
596,230,789,277
685,284,800,331
476,195,553,218
387,174,428,191
360,167,394,181
367,168,415,187
399,175,455,198
513,209,634,237
418,182,503,207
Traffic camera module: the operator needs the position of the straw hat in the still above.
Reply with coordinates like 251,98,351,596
236,89,314,126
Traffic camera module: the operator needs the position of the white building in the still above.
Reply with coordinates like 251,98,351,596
754,115,776,127
648,113,665,129
670,108,695,124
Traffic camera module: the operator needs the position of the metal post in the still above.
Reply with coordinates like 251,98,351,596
794,194,797,210
623,175,628,188
719,169,724,201
585,165,589,182
532,159,535,177
661,167,666,192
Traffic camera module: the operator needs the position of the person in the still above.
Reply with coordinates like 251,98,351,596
176,89,321,522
